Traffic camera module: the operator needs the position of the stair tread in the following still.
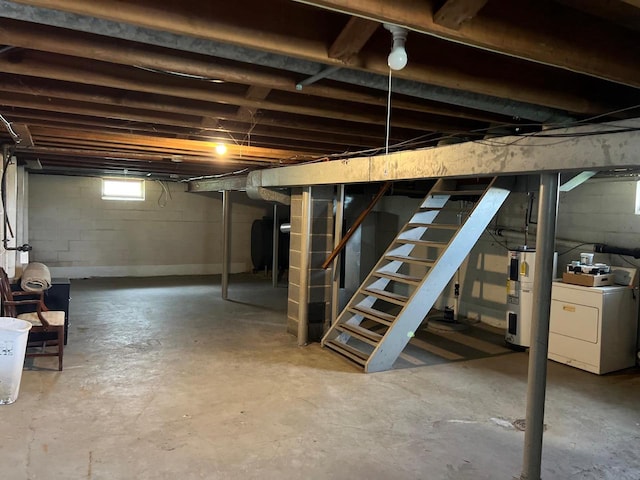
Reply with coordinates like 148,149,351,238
373,271,422,284
385,254,435,266
395,239,448,247
406,222,459,229
430,189,486,196
349,306,395,325
363,287,408,304
325,339,369,366
336,323,383,345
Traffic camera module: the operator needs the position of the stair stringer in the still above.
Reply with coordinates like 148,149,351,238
364,183,512,372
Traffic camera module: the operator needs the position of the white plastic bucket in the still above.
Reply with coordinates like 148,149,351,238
0,317,32,405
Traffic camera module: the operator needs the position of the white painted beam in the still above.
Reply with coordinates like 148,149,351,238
248,119,640,187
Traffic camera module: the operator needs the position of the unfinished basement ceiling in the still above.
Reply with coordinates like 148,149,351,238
0,0,639,180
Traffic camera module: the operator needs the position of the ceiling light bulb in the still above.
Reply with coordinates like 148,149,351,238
388,46,407,71
215,144,227,155
384,23,409,71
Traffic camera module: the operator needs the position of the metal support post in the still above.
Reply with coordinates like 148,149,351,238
272,203,279,288
331,185,345,323
520,173,560,480
297,187,311,346
221,190,230,300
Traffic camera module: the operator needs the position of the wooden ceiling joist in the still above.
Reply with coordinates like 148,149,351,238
7,0,636,109
30,132,336,156
556,0,640,32
0,52,475,132
328,16,379,63
433,0,489,30
16,146,283,168
0,18,511,124
0,77,411,146
0,91,207,129
290,0,640,87
1,0,637,180
26,127,316,161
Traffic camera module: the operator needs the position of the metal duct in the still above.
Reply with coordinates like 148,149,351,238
246,185,291,205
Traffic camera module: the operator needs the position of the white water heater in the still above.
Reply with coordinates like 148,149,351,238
505,247,558,347
505,248,537,347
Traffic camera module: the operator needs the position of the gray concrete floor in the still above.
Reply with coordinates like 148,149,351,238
1,273,639,480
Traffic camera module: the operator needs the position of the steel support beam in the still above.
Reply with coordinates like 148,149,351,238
520,173,560,480
247,119,640,187
221,190,231,300
272,204,279,288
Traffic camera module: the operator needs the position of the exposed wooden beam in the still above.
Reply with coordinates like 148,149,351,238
0,91,208,129
6,109,370,154
16,146,286,171
0,18,507,124
244,85,272,101
18,154,224,175
328,16,379,63
433,0,489,30
11,122,34,147
239,86,270,123
219,116,412,142
2,90,414,144
0,76,391,142
5,1,633,111
0,73,236,119
621,0,640,8
0,52,469,132
16,146,232,163
26,127,315,161
27,127,338,155
290,0,640,87
556,0,640,32
4,109,222,137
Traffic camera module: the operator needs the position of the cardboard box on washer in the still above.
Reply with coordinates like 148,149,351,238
562,272,613,287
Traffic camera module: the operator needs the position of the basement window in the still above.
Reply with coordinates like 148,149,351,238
102,178,145,201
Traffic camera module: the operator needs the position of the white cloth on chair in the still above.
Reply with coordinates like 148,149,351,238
21,262,52,292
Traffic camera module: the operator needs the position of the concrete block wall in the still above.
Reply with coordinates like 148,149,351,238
287,189,303,335
28,174,270,278
287,186,334,339
556,178,640,266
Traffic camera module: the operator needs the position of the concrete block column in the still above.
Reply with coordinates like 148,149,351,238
287,186,334,343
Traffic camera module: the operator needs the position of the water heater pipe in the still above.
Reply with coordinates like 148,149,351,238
594,244,640,259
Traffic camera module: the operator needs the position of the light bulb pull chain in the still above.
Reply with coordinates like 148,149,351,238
385,68,392,156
